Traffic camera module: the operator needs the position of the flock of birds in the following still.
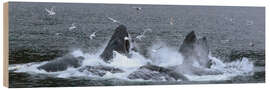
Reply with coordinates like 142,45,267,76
43,6,255,53
45,6,158,41
44,6,164,53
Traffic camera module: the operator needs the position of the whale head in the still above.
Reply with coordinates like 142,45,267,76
179,31,211,68
100,25,133,62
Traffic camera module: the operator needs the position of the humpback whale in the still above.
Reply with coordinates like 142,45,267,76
37,25,133,72
37,25,134,72
100,25,132,62
174,31,221,75
128,63,189,81
179,31,210,68
37,26,212,80
37,55,84,72
97,25,188,81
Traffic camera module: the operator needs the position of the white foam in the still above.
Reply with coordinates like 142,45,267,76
149,42,184,67
108,51,145,69
8,43,255,81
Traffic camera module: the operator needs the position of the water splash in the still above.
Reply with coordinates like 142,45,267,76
149,42,184,67
8,43,254,81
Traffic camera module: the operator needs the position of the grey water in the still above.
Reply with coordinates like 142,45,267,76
8,2,265,88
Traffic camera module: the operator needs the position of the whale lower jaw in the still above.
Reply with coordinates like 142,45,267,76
36,27,214,81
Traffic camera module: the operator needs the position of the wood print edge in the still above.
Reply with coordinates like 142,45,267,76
3,2,9,88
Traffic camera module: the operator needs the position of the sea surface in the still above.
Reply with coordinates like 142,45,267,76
8,2,265,88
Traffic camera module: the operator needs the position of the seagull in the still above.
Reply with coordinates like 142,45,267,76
107,16,120,23
132,6,142,11
45,6,56,16
170,17,174,25
249,42,254,47
89,32,97,40
136,28,152,41
69,23,76,30
55,33,63,36
136,34,145,41
132,6,142,14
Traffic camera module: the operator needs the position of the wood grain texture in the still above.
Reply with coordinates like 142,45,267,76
3,2,9,88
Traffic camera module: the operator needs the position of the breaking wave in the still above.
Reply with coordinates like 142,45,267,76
8,43,254,81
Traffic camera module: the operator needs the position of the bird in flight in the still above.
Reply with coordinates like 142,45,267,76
45,6,56,16
69,23,76,30
136,28,152,41
132,6,142,10
107,16,120,24
89,32,97,40
132,6,142,14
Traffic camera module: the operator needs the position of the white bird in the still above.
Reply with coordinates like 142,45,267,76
249,42,254,47
89,32,97,40
69,23,76,30
55,33,63,36
107,16,120,23
170,17,174,25
132,6,142,11
136,35,145,41
136,29,151,41
45,6,56,16
132,6,142,14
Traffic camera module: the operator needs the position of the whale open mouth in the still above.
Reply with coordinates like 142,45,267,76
8,25,259,85
125,39,130,53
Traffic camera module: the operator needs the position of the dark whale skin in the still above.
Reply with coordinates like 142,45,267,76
37,55,84,72
178,31,211,68
100,25,131,62
128,63,189,81
37,25,131,72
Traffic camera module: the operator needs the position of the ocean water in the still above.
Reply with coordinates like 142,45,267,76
8,2,265,88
